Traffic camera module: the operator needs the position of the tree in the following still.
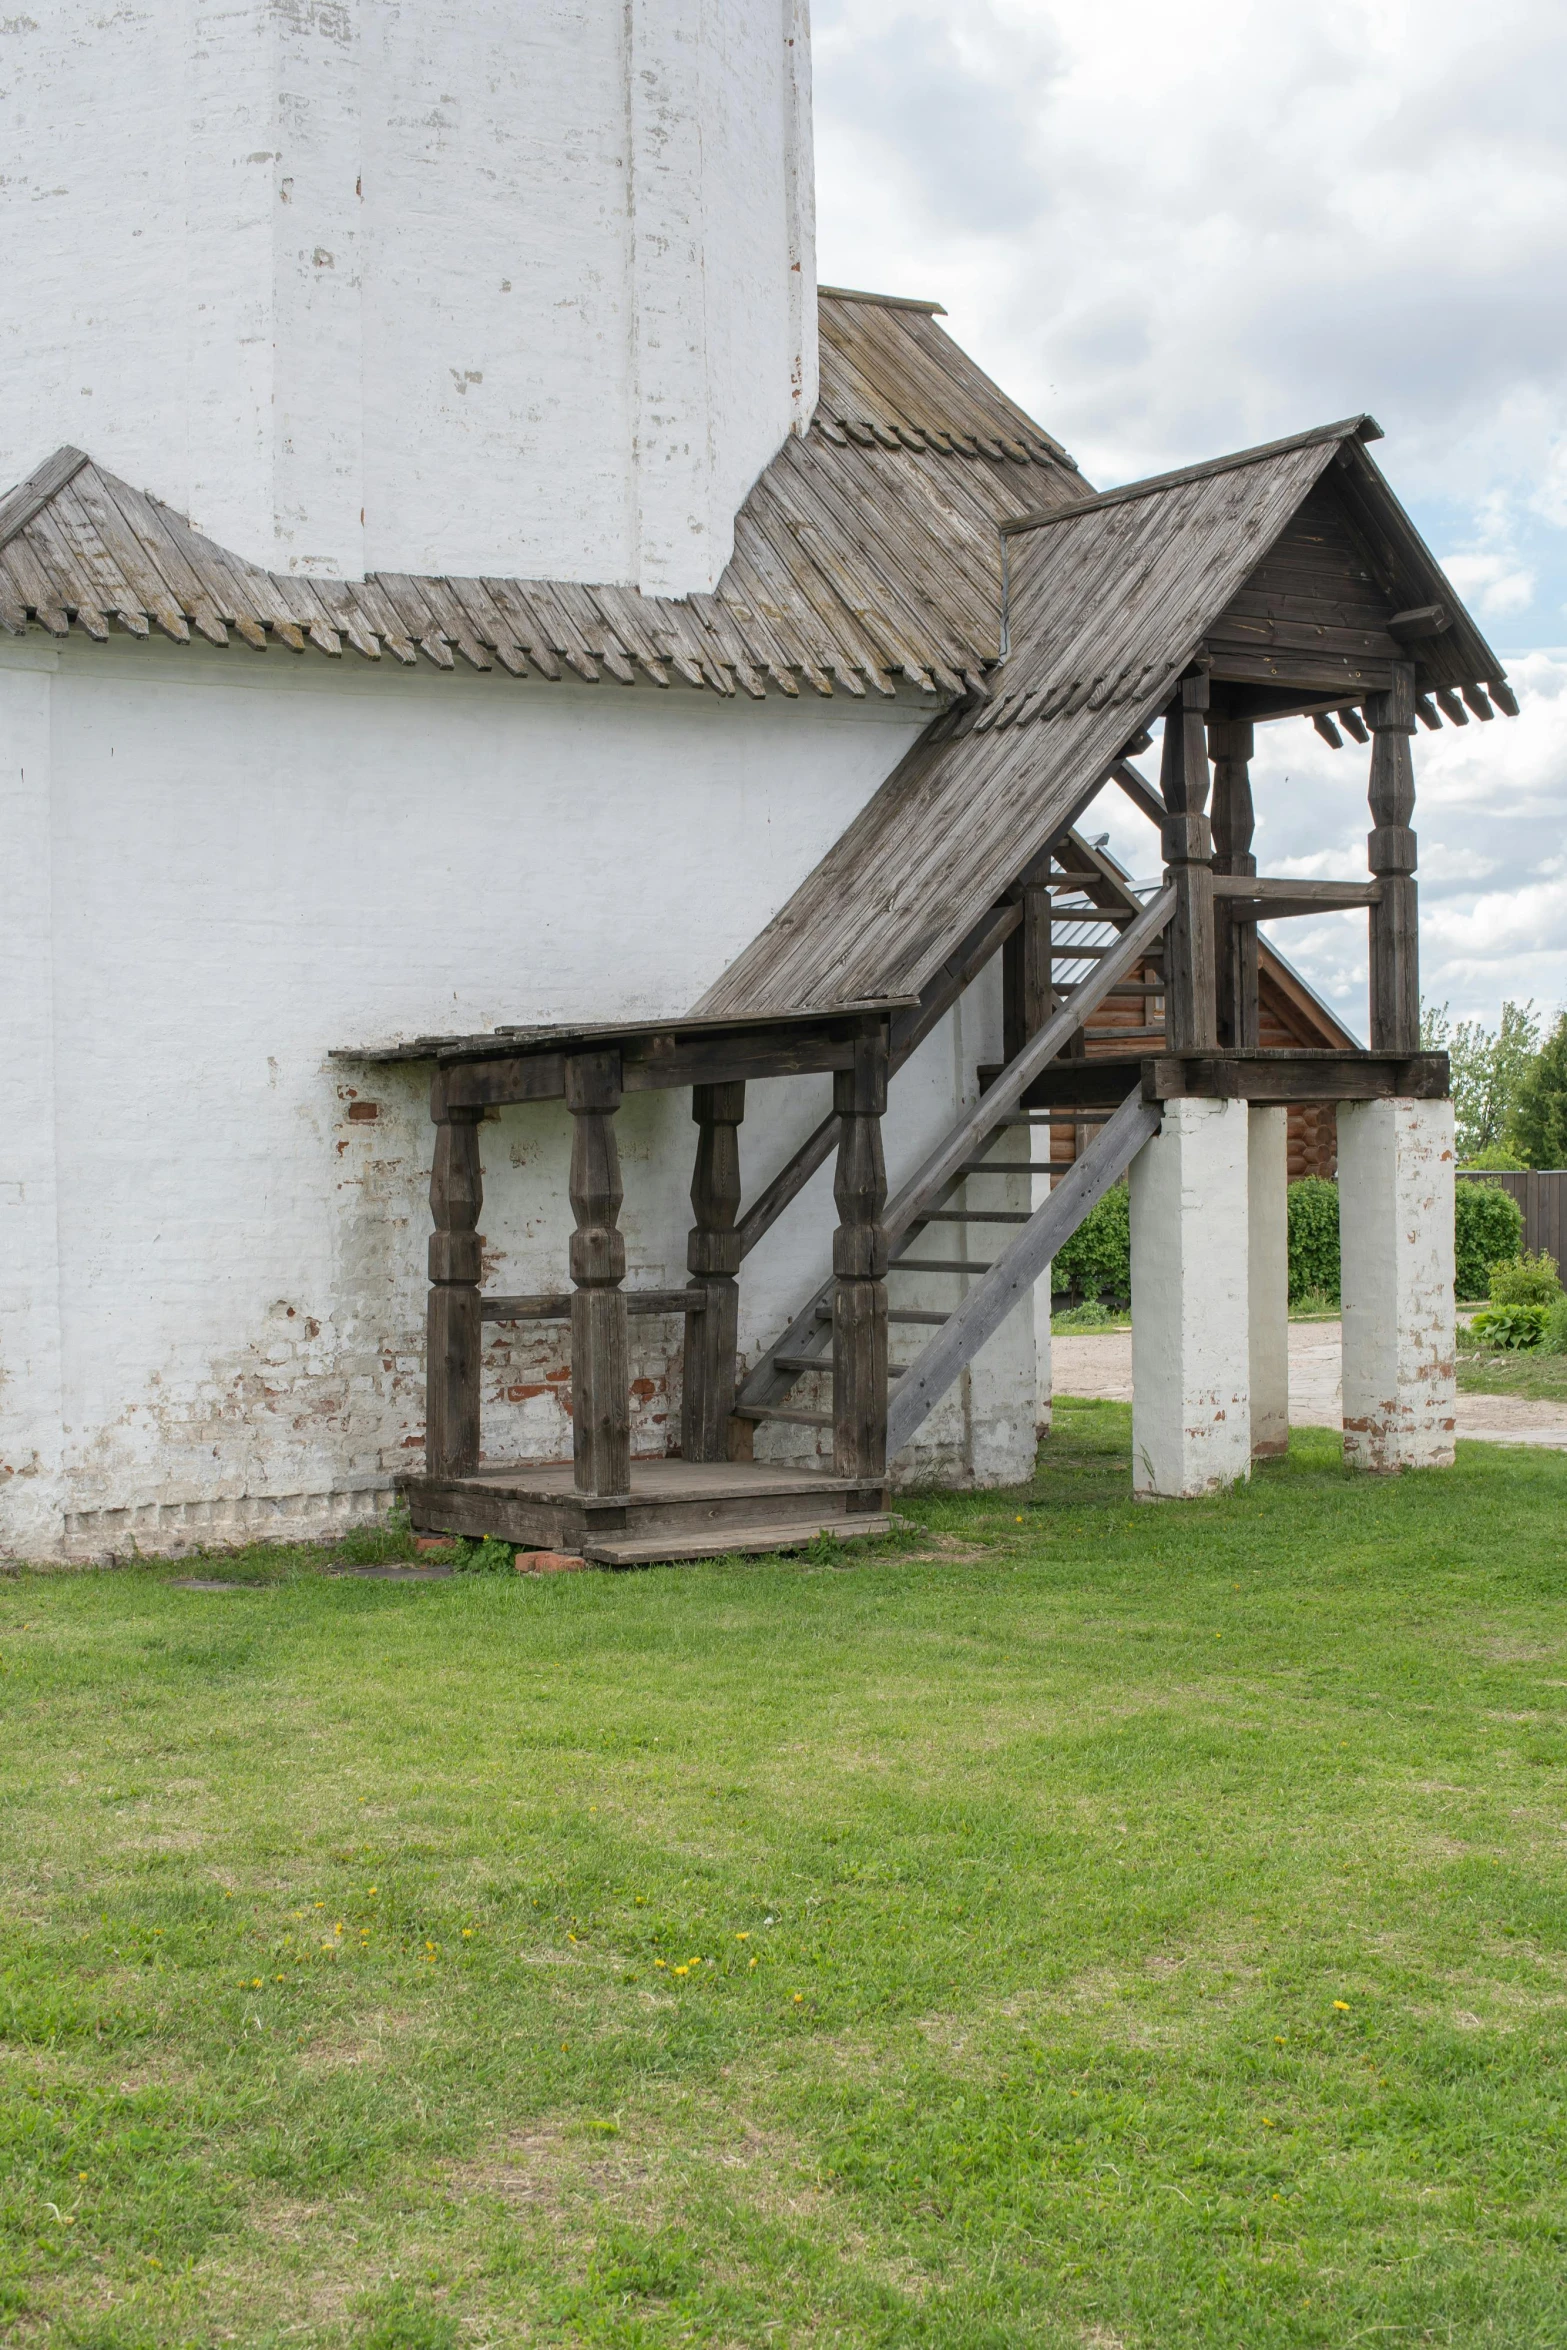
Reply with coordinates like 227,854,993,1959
1420,998,1541,1162
1512,1014,1567,1170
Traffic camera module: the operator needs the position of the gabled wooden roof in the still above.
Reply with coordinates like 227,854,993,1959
697,419,1512,1017
0,291,1082,704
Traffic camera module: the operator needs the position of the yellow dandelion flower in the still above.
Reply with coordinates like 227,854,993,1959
1333,2000,1350,2012
792,1992,804,2004
736,1932,750,1941
674,1965,689,1977
462,1928,473,1938
748,1958,757,1970
654,1959,667,1969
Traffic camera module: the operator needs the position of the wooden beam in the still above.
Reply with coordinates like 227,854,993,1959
565,1049,630,1498
1387,603,1450,641
1111,758,1167,827
425,1104,485,1479
832,1027,890,1481
481,1288,705,1322
1141,1050,1448,1104
682,1082,745,1462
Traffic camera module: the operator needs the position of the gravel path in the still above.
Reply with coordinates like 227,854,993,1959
1051,1322,1567,1450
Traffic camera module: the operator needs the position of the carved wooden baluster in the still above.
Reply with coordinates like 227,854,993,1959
832,1023,890,1480
565,1048,630,1496
1365,661,1419,1052
1210,716,1259,1049
426,1091,484,1478
682,1080,745,1461
1161,670,1218,1052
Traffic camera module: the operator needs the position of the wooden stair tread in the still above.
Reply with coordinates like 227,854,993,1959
584,1514,893,1566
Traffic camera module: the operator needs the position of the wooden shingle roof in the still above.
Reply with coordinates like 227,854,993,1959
0,291,1082,704
696,419,1511,1017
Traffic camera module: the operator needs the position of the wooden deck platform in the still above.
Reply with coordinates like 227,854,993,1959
403,1457,891,1567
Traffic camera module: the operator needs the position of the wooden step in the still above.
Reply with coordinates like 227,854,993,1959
732,1403,834,1426
889,1257,996,1273
920,1208,1033,1223
583,1514,893,1567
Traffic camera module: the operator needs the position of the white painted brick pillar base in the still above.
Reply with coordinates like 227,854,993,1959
1248,1106,1290,1457
1129,1097,1252,1498
1338,1097,1457,1471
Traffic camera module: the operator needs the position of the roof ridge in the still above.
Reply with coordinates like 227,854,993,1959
0,444,91,551
818,284,947,316
1000,416,1383,537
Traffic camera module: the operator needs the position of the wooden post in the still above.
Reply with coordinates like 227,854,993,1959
426,1094,484,1478
832,1023,889,1480
1161,671,1217,1052
1003,881,1054,1063
565,1048,630,1497
682,1080,745,1461
1365,661,1419,1053
1210,716,1259,1049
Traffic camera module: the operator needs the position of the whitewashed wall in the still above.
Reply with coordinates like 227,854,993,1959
0,0,816,593
0,638,1035,1562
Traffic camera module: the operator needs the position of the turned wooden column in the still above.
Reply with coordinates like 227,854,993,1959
1160,670,1217,1052
1365,661,1419,1052
832,1023,889,1480
565,1048,630,1497
1002,880,1054,1063
1210,716,1259,1049
426,1096,485,1478
682,1080,745,1461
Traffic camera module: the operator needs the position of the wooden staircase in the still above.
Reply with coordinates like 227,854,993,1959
731,864,1173,1464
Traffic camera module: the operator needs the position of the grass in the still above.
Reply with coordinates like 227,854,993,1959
1456,1348,1567,1402
4,1402,1567,2347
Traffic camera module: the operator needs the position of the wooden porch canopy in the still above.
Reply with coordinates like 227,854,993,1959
696,415,1514,1022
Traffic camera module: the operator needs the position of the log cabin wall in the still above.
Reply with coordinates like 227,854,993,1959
1051,938,1355,1183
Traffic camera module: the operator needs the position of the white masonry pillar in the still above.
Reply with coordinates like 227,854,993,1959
1248,1106,1290,1457
1129,1097,1251,1498
1338,1097,1456,1470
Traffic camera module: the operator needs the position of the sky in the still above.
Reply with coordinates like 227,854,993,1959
811,0,1567,1040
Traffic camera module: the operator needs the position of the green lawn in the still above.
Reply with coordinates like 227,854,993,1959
1456,1347,1567,1402
5,1404,1567,2349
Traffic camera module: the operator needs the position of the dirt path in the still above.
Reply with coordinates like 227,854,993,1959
1051,1322,1567,1450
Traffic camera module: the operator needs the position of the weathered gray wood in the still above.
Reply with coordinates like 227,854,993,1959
682,1081,746,1461
1160,673,1218,1052
1139,1049,1448,1104
887,1093,1161,1458
832,1028,890,1480
482,1288,703,1322
565,1049,631,1498
1111,758,1167,827
1210,716,1259,1050
425,1106,485,1478
1365,660,1419,1053
732,899,1023,1266
882,886,1174,1245
1211,876,1380,907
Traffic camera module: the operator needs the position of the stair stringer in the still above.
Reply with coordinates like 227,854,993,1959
733,885,1175,1433
886,1091,1159,1459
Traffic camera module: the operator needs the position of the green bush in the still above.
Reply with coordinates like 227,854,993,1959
1455,1181,1524,1299
1541,1295,1567,1355
1051,1181,1130,1304
1488,1249,1562,1306
1470,1303,1551,1351
1286,1177,1340,1304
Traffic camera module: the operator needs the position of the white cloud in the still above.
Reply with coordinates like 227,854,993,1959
1442,552,1537,617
